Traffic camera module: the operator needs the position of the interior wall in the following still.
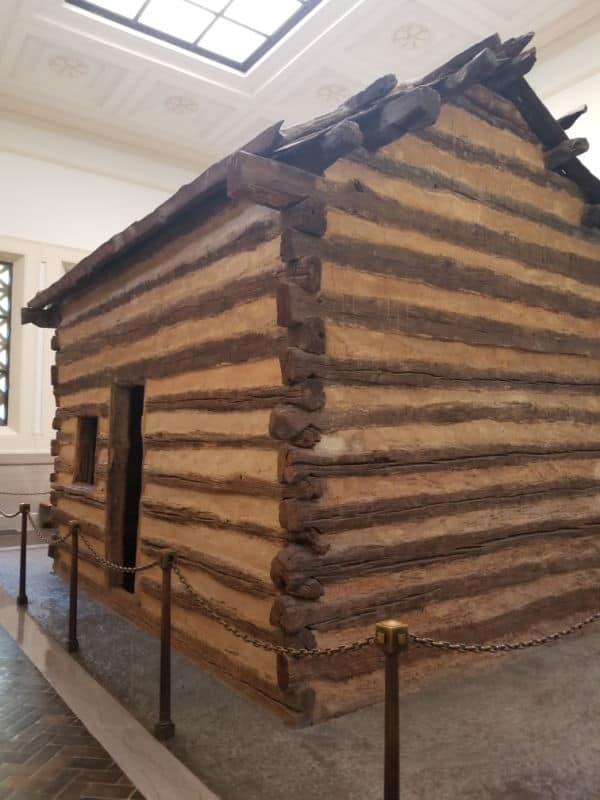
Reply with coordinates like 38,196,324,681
0,115,198,516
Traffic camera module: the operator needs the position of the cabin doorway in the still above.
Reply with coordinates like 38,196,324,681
107,383,145,593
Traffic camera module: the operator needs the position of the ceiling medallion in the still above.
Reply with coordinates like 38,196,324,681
48,54,89,78
164,95,199,115
393,23,431,49
317,84,348,104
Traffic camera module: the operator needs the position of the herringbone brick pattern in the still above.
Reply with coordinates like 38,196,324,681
0,626,144,799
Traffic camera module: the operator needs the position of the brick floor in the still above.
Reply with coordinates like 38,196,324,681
0,626,144,800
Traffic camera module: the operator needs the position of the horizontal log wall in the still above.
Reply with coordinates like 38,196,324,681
273,93,600,720
51,199,316,721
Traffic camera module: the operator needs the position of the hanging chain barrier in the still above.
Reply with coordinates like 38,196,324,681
0,507,21,519
172,561,376,659
27,513,72,546
77,530,160,574
409,610,600,653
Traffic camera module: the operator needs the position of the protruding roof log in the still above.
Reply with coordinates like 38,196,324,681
544,138,589,170
420,33,501,84
227,151,316,209
280,74,397,144
360,87,441,150
485,47,537,91
437,48,500,94
558,105,588,131
497,32,535,59
274,119,363,174
21,306,61,328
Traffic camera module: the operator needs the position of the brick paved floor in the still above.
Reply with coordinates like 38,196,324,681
0,626,144,800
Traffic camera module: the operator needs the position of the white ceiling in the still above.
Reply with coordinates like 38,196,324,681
1,0,599,182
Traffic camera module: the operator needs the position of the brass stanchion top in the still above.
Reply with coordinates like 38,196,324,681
375,620,409,654
19,503,30,513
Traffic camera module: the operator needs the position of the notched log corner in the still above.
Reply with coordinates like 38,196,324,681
281,197,327,237
271,555,324,600
285,255,322,294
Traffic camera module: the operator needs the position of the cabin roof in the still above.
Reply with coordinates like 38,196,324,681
23,30,600,321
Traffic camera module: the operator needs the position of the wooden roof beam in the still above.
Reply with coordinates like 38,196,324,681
359,87,441,150
273,119,363,174
544,137,589,170
227,151,318,210
558,105,588,131
21,305,61,328
485,47,537,92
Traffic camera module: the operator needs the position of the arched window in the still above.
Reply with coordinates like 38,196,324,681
0,261,11,426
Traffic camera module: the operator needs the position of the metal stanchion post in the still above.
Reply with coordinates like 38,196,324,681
17,503,30,607
154,551,176,740
67,521,80,653
376,620,409,800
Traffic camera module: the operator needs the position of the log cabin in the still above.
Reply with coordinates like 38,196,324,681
22,31,600,724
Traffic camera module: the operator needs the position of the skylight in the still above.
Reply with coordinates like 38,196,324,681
67,0,324,72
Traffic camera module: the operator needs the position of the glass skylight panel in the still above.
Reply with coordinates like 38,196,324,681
199,18,265,62
140,0,215,43
91,0,144,17
225,0,302,35
67,0,323,71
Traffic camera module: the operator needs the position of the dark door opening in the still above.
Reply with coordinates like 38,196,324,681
122,385,144,592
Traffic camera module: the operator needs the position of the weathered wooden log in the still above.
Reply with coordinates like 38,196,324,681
56,332,284,397
544,138,589,170
228,151,316,209
275,120,363,174
56,402,109,418
359,87,442,150
146,379,325,412
280,74,397,144
348,146,595,243
437,48,499,94
142,536,275,597
142,498,281,541
485,47,537,91
50,438,60,457
50,334,60,351
281,197,327,236
558,104,587,131
497,32,535,60
420,33,501,85
582,205,600,229
144,469,282,499
21,305,61,328
50,365,58,387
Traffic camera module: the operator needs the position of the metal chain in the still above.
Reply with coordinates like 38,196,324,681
0,508,21,519
27,513,72,545
78,530,160,574
172,562,374,659
410,610,600,653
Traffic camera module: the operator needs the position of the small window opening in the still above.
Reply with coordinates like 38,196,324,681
75,416,98,484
